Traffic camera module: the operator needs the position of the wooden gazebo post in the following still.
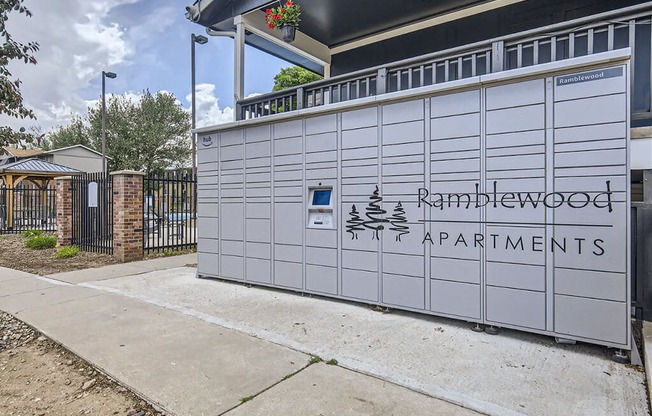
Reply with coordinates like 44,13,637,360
0,159,81,231
5,174,13,228
4,175,30,229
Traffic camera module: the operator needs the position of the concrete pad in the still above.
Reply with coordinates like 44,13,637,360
47,253,197,284
0,267,40,282
15,292,307,416
47,264,151,284
225,362,481,416
132,253,197,270
88,269,649,416
0,275,56,297
0,284,99,314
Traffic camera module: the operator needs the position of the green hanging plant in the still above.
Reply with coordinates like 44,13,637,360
265,1,301,30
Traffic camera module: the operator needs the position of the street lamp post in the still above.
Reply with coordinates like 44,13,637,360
101,71,117,175
191,34,208,177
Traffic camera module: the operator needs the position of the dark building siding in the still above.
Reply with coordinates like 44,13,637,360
331,0,645,76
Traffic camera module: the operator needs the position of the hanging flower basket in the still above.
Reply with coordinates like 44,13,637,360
266,1,301,43
280,25,296,42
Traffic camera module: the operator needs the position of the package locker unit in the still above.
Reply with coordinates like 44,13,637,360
196,49,632,349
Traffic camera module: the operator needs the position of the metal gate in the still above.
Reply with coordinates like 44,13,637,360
143,172,197,253
71,173,113,254
0,183,56,234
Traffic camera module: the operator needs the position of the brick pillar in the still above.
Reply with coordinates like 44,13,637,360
111,170,145,263
55,176,73,246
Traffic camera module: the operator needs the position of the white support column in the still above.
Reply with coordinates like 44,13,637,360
323,64,331,79
234,16,246,109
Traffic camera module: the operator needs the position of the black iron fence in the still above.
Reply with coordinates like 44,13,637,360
0,184,56,234
143,172,196,253
71,173,113,254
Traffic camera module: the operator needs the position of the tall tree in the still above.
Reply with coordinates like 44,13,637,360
43,117,91,151
44,91,191,174
272,66,322,91
0,0,39,146
86,91,191,174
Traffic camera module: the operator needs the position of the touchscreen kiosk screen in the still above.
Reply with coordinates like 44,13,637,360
312,190,331,206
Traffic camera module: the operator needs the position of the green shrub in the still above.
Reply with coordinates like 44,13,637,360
55,246,79,259
22,229,44,238
25,235,57,250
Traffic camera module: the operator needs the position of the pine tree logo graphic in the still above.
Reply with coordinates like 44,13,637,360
346,204,365,240
388,201,410,242
363,185,388,240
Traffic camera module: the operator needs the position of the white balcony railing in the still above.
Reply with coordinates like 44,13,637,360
237,3,652,121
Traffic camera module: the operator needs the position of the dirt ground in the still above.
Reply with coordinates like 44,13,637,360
0,312,163,416
0,234,118,275
0,235,174,414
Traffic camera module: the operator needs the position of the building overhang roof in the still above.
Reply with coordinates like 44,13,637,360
190,0,510,47
186,0,526,74
42,144,112,160
2,146,44,158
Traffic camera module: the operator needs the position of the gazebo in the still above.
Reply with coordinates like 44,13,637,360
0,158,80,231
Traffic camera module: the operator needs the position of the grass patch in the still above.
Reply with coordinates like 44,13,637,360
162,249,183,257
308,356,322,365
325,359,338,366
240,396,254,404
21,229,44,238
55,246,79,259
25,235,56,250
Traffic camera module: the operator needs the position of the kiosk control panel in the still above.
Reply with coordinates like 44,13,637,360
308,187,334,229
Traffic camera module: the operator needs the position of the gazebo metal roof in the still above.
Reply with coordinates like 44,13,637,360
0,158,81,176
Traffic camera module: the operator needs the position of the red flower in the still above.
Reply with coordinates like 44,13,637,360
265,1,299,32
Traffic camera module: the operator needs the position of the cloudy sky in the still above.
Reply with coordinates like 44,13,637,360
1,0,290,133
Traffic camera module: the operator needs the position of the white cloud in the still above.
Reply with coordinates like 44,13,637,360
189,83,235,127
82,90,146,114
0,0,144,132
0,1,243,136
127,6,177,43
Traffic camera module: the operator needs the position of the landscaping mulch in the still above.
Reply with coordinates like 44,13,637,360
0,234,118,276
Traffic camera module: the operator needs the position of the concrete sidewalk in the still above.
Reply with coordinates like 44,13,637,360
0,258,479,416
44,253,198,284
0,257,648,416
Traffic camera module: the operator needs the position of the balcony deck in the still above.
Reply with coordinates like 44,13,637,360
235,3,652,123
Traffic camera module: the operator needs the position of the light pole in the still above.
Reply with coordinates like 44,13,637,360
191,34,208,177
101,71,117,175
